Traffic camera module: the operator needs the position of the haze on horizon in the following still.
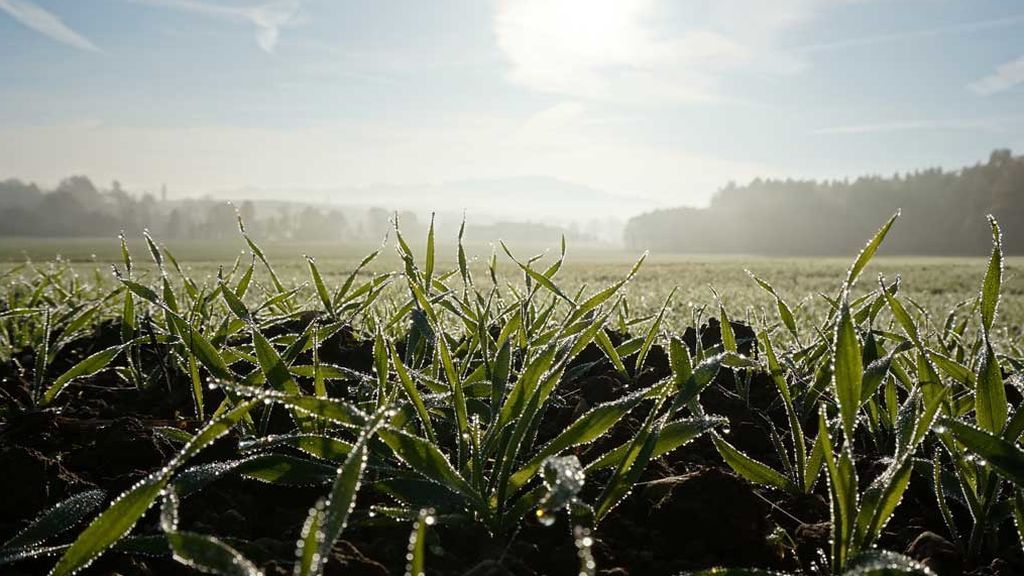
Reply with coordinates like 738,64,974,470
1,0,1023,224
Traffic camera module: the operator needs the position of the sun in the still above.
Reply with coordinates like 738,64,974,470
497,0,651,69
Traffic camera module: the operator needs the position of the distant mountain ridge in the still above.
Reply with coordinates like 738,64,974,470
624,150,1024,256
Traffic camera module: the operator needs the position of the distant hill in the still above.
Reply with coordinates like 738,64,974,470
624,150,1024,256
210,175,637,242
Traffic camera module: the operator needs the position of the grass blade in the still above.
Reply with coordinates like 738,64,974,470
307,257,335,317
167,532,262,576
318,411,387,564
49,399,259,576
846,211,899,288
3,489,106,551
509,391,646,491
294,500,325,576
424,213,436,291
712,433,798,493
378,428,479,505
980,215,1002,334
942,418,1024,487
636,288,676,372
833,298,863,442
41,345,125,405
405,508,434,576
975,340,1007,434
586,416,725,471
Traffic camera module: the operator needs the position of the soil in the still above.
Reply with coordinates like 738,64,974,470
1,318,1022,576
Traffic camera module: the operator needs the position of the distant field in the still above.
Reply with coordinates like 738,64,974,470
1,236,1021,337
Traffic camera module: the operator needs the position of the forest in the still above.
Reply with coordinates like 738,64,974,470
625,149,1024,255
0,176,588,246
0,175,419,243
6,149,1024,256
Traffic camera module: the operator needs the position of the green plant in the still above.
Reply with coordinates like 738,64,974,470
1,211,1022,576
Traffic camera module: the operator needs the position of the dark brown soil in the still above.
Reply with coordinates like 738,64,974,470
1,319,1021,576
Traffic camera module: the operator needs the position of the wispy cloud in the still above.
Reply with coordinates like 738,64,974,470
495,1,1024,108
493,0,814,105
134,0,301,53
970,55,1024,96
791,14,1024,53
0,0,99,51
814,116,1024,135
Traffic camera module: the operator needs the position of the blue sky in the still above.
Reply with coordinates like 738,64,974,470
1,0,1022,212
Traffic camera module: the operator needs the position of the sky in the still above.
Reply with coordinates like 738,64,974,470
0,0,1022,215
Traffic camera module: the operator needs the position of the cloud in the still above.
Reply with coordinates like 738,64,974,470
814,116,1024,135
0,0,99,51
969,55,1024,96
792,13,1024,53
495,0,742,104
134,0,301,53
495,1,1024,106
493,0,825,105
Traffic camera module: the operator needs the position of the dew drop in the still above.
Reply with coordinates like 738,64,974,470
536,508,556,527
573,526,596,576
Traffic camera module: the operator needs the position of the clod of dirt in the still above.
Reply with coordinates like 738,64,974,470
181,479,321,541
793,522,829,571
774,492,829,527
64,416,175,490
681,317,757,357
599,467,785,573
0,410,66,452
634,344,670,387
969,558,1023,576
581,372,625,405
0,446,89,537
319,325,375,375
906,531,962,576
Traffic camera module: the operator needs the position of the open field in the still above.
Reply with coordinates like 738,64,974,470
6,2,1023,574
3,236,1023,337
1,221,1023,576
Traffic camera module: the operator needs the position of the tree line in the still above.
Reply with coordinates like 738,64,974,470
0,176,598,246
0,176,418,242
624,149,1024,255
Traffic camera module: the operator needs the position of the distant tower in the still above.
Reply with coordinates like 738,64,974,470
161,184,167,203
